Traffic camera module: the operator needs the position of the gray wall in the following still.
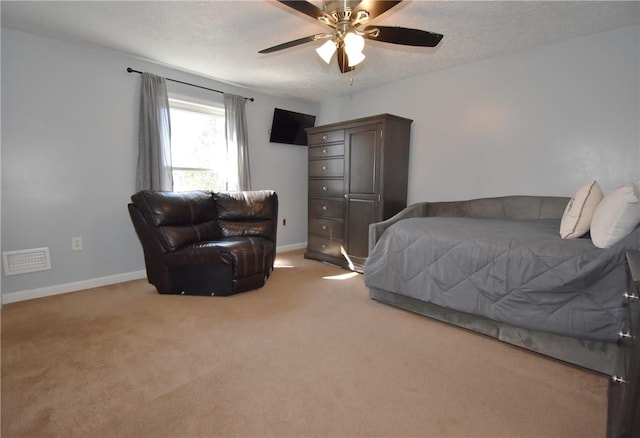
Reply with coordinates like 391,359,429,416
318,26,640,203
3,25,639,299
1,28,317,297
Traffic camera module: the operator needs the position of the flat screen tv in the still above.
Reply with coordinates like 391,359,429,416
269,108,316,146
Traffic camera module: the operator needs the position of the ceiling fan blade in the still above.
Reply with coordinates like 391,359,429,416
277,0,334,23
353,1,403,20
336,44,355,74
364,26,443,47
258,35,319,54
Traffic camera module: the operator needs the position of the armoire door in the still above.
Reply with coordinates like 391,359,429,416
345,123,381,265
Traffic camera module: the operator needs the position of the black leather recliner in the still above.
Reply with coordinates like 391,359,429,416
128,190,278,296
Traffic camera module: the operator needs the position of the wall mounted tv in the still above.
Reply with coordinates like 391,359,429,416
269,108,316,146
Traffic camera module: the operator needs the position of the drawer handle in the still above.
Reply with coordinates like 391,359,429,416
618,331,632,340
623,291,639,300
322,186,328,191
322,166,327,171
322,205,328,211
321,225,327,230
323,149,328,154
322,135,328,141
611,375,627,384
322,243,328,249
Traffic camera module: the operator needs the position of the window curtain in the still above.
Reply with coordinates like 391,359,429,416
224,93,251,191
135,72,173,191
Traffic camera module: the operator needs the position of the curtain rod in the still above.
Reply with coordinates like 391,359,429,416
126,67,254,102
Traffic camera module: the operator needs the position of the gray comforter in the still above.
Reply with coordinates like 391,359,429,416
364,217,639,342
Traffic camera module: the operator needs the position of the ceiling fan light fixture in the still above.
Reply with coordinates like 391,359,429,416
259,1,443,74
344,32,364,52
343,32,365,66
346,50,365,67
316,39,337,64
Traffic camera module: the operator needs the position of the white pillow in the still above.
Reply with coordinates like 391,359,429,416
560,181,604,239
590,181,640,248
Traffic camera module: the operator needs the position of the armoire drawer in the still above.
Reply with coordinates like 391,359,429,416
309,198,344,218
309,218,343,239
308,143,344,159
309,179,344,198
308,130,344,145
307,235,343,258
309,158,344,178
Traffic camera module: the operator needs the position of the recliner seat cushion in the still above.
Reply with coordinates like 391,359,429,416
165,237,270,280
165,241,229,267
223,237,267,279
158,222,220,252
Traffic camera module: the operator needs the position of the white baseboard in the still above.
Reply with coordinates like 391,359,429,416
1,243,308,305
2,270,147,304
277,242,307,252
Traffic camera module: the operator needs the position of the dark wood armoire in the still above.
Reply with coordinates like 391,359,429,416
304,113,412,271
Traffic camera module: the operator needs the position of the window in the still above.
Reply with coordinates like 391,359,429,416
168,97,236,192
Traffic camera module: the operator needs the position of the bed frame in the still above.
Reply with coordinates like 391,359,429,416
369,287,618,374
367,196,620,375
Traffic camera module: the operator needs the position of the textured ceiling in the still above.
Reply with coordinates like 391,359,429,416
2,1,639,103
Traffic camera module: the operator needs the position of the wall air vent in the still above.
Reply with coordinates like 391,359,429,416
2,247,52,276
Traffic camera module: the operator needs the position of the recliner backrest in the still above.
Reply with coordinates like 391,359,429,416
214,191,278,240
130,190,219,252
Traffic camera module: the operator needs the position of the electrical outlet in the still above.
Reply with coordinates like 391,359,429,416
72,237,83,251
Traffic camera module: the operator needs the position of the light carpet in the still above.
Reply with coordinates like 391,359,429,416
1,250,608,437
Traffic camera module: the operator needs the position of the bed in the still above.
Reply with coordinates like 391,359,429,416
364,195,640,375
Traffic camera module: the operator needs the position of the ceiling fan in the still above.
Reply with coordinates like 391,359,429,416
259,0,443,74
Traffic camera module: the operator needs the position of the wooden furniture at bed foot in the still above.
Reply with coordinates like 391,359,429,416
607,250,640,438
304,113,412,271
